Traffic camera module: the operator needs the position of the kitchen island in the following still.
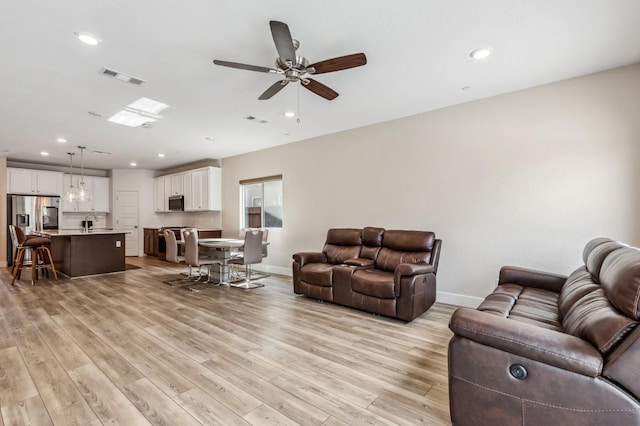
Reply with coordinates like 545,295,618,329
45,230,128,278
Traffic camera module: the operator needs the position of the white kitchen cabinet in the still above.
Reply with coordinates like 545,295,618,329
61,175,110,212
189,167,221,211
170,173,185,196
91,177,110,212
153,175,170,212
7,168,63,195
154,167,220,212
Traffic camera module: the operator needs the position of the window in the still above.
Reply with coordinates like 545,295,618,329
240,175,283,229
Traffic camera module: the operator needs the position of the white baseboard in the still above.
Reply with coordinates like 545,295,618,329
436,291,483,308
252,264,292,277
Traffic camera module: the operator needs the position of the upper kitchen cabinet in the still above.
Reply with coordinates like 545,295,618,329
61,175,110,213
7,168,63,196
169,173,186,196
189,167,221,211
153,175,171,212
154,166,221,212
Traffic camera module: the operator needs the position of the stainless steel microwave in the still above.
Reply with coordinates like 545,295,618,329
168,195,184,211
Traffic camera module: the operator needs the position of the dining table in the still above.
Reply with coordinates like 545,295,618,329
197,238,268,288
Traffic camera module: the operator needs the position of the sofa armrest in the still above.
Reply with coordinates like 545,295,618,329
449,308,602,377
498,266,567,292
292,252,327,267
395,263,435,278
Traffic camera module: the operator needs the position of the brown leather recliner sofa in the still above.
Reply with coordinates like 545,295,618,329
448,238,640,425
292,227,442,321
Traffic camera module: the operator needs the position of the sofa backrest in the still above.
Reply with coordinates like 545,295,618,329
375,230,435,272
360,227,384,260
559,238,639,355
323,228,362,264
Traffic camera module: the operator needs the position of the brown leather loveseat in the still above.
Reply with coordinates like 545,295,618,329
448,238,640,425
292,227,442,321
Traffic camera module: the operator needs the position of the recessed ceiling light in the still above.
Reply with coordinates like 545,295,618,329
130,162,137,167
284,111,295,118
56,138,67,143
40,151,49,156
74,32,101,46
158,153,165,158
470,48,492,60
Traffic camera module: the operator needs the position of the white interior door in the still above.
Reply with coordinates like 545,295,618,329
115,191,139,256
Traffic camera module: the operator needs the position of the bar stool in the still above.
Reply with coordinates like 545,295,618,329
9,225,57,285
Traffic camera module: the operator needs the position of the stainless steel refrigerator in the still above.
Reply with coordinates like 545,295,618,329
7,195,60,265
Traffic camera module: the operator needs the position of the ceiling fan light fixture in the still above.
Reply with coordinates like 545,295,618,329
470,47,492,60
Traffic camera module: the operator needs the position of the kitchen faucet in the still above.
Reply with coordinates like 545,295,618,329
84,213,97,232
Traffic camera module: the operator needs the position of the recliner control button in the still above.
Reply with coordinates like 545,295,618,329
510,364,528,379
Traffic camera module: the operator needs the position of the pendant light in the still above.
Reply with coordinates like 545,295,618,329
77,146,91,201
64,152,78,202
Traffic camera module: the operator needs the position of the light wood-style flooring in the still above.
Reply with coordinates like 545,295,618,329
0,256,457,425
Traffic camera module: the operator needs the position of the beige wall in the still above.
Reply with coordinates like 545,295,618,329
221,64,640,306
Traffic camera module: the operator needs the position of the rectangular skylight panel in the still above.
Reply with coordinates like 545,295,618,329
128,97,169,115
108,110,156,127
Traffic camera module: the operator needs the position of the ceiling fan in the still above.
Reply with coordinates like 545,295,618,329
213,20,367,101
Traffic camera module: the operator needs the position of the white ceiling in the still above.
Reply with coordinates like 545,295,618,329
1,0,639,171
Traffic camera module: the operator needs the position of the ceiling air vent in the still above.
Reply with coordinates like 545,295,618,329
100,67,146,85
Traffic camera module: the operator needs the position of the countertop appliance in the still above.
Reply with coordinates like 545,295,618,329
168,195,184,211
7,194,60,265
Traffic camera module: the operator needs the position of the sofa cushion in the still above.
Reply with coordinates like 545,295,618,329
585,239,626,283
600,246,640,320
375,230,434,272
559,267,600,318
361,227,384,260
561,288,637,354
383,230,434,252
351,269,395,299
478,285,562,331
323,228,362,264
299,263,335,286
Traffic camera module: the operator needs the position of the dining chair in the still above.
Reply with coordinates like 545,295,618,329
163,229,194,286
228,229,264,288
183,229,222,290
233,228,270,279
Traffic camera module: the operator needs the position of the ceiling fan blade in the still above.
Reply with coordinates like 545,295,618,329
213,60,279,74
258,80,289,100
302,78,339,100
269,21,296,62
309,53,367,74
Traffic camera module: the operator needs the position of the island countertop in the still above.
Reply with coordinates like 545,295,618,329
44,229,131,236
